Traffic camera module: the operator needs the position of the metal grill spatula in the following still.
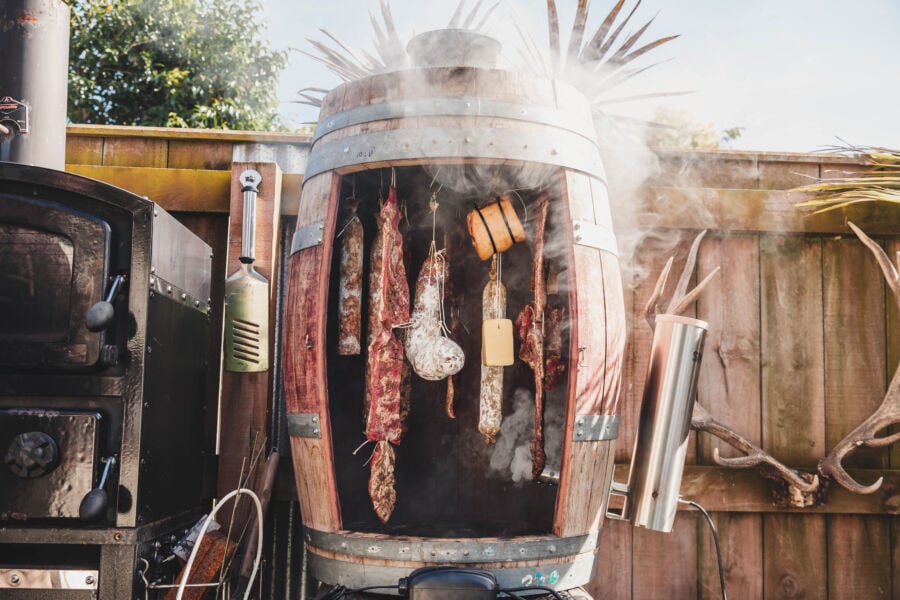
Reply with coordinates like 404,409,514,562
224,169,269,372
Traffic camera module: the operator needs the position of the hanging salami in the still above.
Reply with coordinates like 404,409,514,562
405,199,464,383
364,183,409,523
479,254,507,444
337,201,363,355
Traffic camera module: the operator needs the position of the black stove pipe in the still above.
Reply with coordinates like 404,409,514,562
0,0,70,170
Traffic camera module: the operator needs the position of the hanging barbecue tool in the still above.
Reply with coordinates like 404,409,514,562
224,169,270,372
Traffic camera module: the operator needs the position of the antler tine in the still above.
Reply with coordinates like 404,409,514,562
817,222,900,494
666,229,708,312
643,230,719,330
642,255,673,329
847,222,899,301
692,403,819,496
818,367,900,494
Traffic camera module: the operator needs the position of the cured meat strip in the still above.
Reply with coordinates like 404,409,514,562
543,304,566,390
479,255,506,444
368,440,396,524
515,192,550,478
337,208,363,355
364,185,409,522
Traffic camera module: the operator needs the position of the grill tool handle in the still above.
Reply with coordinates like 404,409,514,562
79,456,116,521
239,170,262,263
85,274,125,332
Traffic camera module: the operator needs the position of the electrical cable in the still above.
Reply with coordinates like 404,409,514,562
316,584,400,599
681,498,727,600
500,585,565,600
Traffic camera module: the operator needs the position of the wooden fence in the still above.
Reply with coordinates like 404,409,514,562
64,126,900,599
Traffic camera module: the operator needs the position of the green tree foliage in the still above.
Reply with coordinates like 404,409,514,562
66,0,287,129
646,106,743,150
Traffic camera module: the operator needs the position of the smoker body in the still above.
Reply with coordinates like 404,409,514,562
0,163,213,598
282,62,626,594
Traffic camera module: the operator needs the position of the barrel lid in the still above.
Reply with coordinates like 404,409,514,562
407,29,502,69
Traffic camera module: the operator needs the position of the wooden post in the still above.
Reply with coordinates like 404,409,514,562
217,161,283,525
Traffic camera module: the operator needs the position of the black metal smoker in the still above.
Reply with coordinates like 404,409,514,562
0,1,214,597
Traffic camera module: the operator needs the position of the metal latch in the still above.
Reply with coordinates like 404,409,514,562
287,413,322,438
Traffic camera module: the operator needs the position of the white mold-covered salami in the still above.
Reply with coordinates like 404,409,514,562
405,251,465,381
479,257,506,444
338,215,363,355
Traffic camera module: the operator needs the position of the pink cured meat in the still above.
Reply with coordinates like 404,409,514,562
364,185,409,522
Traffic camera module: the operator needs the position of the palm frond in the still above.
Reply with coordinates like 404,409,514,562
795,146,900,213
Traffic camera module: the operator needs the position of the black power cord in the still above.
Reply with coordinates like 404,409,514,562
500,585,565,599
681,499,727,600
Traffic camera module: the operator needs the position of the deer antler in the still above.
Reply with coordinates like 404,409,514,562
692,403,820,506
818,222,900,494
645,230,821,506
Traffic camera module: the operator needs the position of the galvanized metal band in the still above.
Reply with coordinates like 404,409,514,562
304,528,598,563
148,275,209,315
307,550,595,595
290,221,326,255
0,569,98,590
313,96,595,144
304,126,605,181
287,413,323,438
573,415,620,441
572,220,619,257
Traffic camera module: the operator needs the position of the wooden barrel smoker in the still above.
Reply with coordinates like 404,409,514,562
283,36,626,594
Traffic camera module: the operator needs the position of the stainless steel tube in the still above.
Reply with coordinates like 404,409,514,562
623,314,708,532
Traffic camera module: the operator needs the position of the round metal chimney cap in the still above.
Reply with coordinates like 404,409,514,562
407,28,502,69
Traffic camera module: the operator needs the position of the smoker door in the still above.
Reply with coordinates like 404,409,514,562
0,195,111,369
0,409,100,520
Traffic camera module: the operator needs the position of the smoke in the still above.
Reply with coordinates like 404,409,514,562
487,387,565,483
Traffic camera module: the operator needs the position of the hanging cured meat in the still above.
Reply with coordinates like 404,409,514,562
515,192,551,479
364,185,409,523
405,250,465,381
543,304,566,390
479,255,507,444
337,202,363,355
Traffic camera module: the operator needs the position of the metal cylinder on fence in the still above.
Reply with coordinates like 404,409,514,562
623,314,708,533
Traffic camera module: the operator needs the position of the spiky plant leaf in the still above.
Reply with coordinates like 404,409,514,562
795,146,900,214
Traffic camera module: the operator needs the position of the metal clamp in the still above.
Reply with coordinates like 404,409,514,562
291,221,326,254
287,413,322,438
572,220,618,256
573,415,619,441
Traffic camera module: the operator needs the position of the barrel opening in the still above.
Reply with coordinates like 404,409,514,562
323,165,573,537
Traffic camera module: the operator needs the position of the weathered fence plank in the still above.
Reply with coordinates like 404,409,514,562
823,237,888,469
763,513,827,599
632,515,697,600
827,515,892,599
591,518,633,600
698,513,762,600
760,236,825,468
697,234,762,461
888,240,900,470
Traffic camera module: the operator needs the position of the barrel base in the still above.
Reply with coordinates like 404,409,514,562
304,528,600,596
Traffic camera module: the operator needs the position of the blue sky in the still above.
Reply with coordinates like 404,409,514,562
263,0,900,152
